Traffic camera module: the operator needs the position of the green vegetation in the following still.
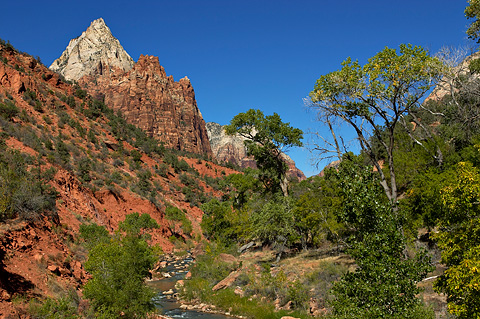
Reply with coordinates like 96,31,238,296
80,213,160,319
165,205,193,235
181,243,310,319
225,109,303,196
433,162,480,318
309,44,444,207
0,98,19,120
0,147,57,222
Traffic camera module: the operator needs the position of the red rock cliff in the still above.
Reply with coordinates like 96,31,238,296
81,55,212,155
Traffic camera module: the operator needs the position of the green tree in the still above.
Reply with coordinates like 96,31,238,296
250,196,296,261
81,213,159,319
329,156,433,318
225,109,303,196
225,168,261,208
434,161,480,318
309,44,444,208
291,174,344,249
200,199,235,243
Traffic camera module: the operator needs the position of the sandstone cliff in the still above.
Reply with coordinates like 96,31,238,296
50,18,212,155
206,122,306,181
81,55,212,155
49,18,134,81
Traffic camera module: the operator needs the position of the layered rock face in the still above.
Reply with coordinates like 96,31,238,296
50,18,212,155
84,55,212,154
50,18,134,81
206,122,305,181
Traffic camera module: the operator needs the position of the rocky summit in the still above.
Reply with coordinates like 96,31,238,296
49,18,134,81
50,18,212,155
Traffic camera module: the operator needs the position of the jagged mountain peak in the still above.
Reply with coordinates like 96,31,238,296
49,17,134,81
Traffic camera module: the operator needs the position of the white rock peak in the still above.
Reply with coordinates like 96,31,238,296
49,18,134,81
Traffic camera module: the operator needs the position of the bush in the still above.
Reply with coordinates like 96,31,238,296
165,205,193,235
28,296,80,319
0,99,19,120
80,214,159,318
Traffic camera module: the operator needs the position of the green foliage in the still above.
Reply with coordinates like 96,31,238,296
226,169,261,208
81,214,159,319
433,161,480,318
201,199,235,242
0,99,19,120
84,98,110,119
250,196,296,247
28,296,80,319
76,157,91,182
328,157,433,318
0,150,57,222
310,44,444,205
466,0,480,42
79,223,110,250
225,109,303,196
164,205,193,235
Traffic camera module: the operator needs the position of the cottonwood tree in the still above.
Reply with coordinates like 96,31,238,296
308,44,444,208
225,109,303,197
329,156,433,318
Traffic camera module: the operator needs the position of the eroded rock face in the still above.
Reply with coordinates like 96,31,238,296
49,18,134,81
206,122,305,181
82,55,212,155
50,18,212,155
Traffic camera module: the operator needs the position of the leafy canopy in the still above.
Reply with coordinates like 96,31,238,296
466,0,480,43
329,156,433,318
310,44,444,206
225,109,303,196
434,162,480,318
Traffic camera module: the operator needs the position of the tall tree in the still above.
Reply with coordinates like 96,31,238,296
225,109,303,196
309,44,444,208
329,156,433,319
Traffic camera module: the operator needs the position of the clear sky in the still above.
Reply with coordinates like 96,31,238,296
0,0,472,176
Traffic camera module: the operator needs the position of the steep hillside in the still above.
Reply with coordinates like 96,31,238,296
0,39,236,317
50,18,212,156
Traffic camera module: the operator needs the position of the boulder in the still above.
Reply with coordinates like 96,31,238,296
212,270,240,291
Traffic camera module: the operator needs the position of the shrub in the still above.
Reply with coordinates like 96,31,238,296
0,99,19,120
80,214,159,318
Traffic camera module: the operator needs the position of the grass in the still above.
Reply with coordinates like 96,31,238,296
181,278,310,319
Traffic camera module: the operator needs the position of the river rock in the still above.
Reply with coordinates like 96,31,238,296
163,289,174,295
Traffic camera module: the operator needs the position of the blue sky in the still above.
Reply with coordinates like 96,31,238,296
0,0,471,176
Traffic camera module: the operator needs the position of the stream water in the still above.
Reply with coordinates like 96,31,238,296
147,256,232,319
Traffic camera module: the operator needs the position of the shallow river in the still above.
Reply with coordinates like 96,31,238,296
148,257,232,319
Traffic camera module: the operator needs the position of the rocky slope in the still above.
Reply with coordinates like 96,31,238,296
49,18,134,81
50,18,212,156
206,122,306,181
0,40,236,317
